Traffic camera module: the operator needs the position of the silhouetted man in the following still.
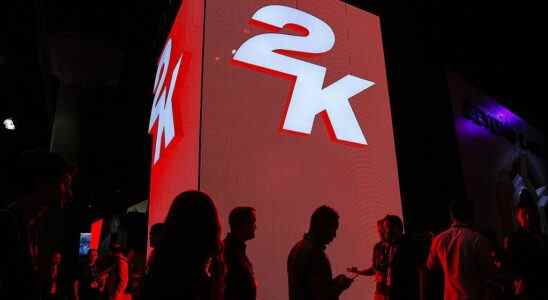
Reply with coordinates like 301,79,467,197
0,151,73,300
223,207,257,300
427,200,494,300
287,205,353,300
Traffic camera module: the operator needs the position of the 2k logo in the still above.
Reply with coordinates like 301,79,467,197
149,39,183,164
233,5,374,145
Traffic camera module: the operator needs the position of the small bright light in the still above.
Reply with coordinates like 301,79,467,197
231,49,236,55
3,118,15,130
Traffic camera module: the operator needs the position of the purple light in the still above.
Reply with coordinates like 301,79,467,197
458,97,537,143
455,116,491,138
480,100,525,129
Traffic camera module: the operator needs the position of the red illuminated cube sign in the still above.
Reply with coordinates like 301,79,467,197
148,1,402,299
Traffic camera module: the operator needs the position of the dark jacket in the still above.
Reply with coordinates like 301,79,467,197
287,234,342,300
387,235,420,300
140,246,217,300
505,229,548,298
0,209,40,300
223,233,256,300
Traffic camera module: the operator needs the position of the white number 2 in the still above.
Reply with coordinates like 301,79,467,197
233,5,374,145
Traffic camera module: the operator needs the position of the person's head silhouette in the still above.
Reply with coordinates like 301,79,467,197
229,207,256,242
383,215,403,243
158,190,222,267
377,218,387,242
449,199,472,225
143,191,222,299
51,250,62,266
14,150,74,211
308,205,339,246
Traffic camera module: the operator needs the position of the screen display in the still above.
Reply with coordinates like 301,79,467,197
148,1,402,299
79,233,91,256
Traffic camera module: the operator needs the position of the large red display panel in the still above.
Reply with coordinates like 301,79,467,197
147,0,204,252
148,1,402,299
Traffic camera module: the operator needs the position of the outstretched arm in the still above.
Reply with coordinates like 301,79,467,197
347,266,375,276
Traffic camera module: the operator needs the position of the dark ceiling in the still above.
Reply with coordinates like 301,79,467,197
435,1,545,133
1,0,545,213
0,0,180,212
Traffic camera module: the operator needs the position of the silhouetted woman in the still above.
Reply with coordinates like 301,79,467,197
140,191,223,300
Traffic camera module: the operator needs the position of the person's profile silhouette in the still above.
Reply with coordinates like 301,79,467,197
140,190,223,300
287,205,353,300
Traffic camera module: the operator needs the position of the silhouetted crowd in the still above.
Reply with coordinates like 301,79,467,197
1,151,548,300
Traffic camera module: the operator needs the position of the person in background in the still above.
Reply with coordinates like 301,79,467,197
0,150,73,300
480,229,513,300
426,200,495,300
41,250,68,300
145,223,165,273
382,215,420,300
348,218,390,299
287,205,353,300
504,193,548,299
223,207,258,300
104,242,129,300
140,191,224,300
126,247,146,299
74,249,101,300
